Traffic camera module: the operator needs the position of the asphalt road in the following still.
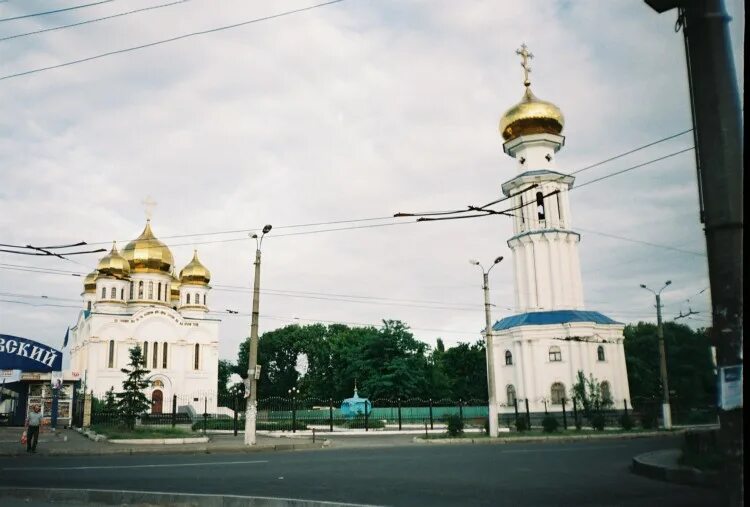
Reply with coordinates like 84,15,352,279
0,436,718,507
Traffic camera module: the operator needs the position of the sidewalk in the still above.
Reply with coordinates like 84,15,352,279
0,426,323,457
631,448,719,488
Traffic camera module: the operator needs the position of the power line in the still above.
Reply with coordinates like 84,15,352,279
1,0,189,42
0,0,116,23
0,0,347,81
575,227,706,257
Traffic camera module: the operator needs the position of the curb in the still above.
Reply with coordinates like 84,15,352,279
414,430,683,445
0,487,381,507
631,449,719,488
109,437,210,445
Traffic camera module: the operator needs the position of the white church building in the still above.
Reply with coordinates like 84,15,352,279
489,46,631,416
69,220,220,414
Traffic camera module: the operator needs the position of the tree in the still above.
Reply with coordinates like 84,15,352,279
571,370,612,420
440,341,488,401
103,386,117,412
116,345,151,430
218,359,233,400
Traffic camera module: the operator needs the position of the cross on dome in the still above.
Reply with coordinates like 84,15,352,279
516,43,534,87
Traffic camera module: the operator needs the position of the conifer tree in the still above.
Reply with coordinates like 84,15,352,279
116,345,151,429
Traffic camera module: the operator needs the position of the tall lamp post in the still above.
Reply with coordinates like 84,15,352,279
470,256,504,438
640,280,672,430
244,224,272,446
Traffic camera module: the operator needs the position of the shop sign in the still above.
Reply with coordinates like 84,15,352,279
0,334,63,372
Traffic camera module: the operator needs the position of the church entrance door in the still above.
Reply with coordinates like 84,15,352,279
152,389,163,414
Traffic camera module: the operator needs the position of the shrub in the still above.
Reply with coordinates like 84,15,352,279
515,417,529,432
542,414,559,433
590,413,606,431
619,413,634,431
344,416,385,429
446,415,464,436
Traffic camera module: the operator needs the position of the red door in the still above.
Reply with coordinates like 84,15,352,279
151,390,163,414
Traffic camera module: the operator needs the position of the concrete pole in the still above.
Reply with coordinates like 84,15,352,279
655,293,672,430
244,247,262,445
482,272,499,438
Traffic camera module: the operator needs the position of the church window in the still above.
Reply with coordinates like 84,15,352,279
550,382,565,404
138,281,144,299
505,350,513,365
597,346,605,361
108,340,115,368
120,288,124,300
556,192,564,224
148,282,154,300
101,287,106,299
519,196,525,224
110,287,116,299
143,342,149,366
195,293,200,305
194,344,200,370
536,192,546,220
162,342,168,369
87,301,92,311
157,283,162,301
129,282,134,299
548,346,562,362
600,381,612,403
186,293,191,305
506,385,516,405
153,342,158,369
204,294,207,306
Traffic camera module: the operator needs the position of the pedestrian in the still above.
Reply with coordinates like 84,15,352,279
25,405,42,453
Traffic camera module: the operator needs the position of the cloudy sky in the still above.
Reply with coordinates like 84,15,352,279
0,0,744,364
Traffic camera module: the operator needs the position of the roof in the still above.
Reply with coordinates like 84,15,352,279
493,310,621,331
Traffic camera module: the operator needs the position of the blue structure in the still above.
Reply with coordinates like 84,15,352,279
340,387,371,418
492,310,620,331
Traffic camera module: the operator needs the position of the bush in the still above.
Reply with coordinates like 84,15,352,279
590,413,606,431
446,415,464,436
344,416,385,429
542,414,559,433
515,417,529,432
190,419,307,432
619,413,634,431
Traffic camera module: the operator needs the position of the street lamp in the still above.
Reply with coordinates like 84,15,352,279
244,224,272,445
471,255,504,438
640,280,672,430
288,387,299,433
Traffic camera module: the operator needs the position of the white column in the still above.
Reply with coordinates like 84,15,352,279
525,340,538,410
524,240,537,311
514,340,526,399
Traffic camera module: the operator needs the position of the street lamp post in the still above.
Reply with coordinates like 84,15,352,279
640,280,672,430
244,224,272,446
470,256,504,438
288,387,299,433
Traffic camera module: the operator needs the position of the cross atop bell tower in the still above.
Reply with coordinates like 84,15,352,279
516,43,534,88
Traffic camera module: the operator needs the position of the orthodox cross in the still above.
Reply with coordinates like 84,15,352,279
141,195,157,220
516,43,534,87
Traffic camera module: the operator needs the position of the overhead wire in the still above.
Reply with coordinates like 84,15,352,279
0,0,116,23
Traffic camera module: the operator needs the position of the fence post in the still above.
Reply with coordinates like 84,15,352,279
458,399,464,421
171,395,177,428
429,399,434,430
543,400,548,414
398,398,402,431
292,396,297,433
203,397,207,435
525,399,531,429
365,402,370,432
623,398,628,418
562,398,567,430
573,398,579,428
233,395,238,437
513,398,519,428
329,398,333,432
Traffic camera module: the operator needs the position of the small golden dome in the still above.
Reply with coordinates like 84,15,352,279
180,250,211,286
122,220,174,274
170,272,181,302
499,87,564,142
83,270,98,293
96,242,130,279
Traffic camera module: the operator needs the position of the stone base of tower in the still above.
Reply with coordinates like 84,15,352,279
489,310,631,415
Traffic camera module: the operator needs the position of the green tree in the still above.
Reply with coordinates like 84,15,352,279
440,340,488,400
218,359,233,399
116,346,151,430
104,386,117,412
571,370,612,420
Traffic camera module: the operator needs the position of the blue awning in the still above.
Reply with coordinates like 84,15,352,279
492,310,621,331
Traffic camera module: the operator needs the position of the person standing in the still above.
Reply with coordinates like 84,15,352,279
25,405,42,453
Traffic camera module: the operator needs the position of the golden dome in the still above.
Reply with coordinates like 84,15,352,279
83,270,98,293
170,272,181,302
96,242,130,279
180,250,211,286
122,220,174,274
499,87,564,142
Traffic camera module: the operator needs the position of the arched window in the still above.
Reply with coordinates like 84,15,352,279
186,293,191,305
143,342,149,366
551,382,565,404
110,287,116,299
203,294,207,306
549,345,562,362
87,301,92,311
536,191,546,220
505,350,513,365
162,342,168,369
157,282,161,301
195,293,200,305
148,281,154,300
129,282,134,299
519,196,525,225
120,288,124,300
506,385,516,405
601,381,612,403
152,342,158,369
597,346,605,361
194,344,200,370
108,340,115,368
101,287,106,299
138,281,144,299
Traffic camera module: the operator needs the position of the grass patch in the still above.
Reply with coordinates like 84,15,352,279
190,419,307,431
91,425,195,440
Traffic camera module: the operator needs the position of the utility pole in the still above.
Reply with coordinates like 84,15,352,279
644,1,743,504
244,225,272,446
470,256,504,438
640,281,672,429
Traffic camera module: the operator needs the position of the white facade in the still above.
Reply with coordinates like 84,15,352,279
69,222,219,415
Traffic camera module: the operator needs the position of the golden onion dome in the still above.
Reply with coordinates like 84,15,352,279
83,270,99,293
499,87,564,142
96,242,130,279
122,219,174,274
180,250,211,286
170,272,181,302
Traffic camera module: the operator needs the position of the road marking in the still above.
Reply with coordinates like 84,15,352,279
2,459,268,471
500,444,628,454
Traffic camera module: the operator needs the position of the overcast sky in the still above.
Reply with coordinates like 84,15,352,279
0,0,744,364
